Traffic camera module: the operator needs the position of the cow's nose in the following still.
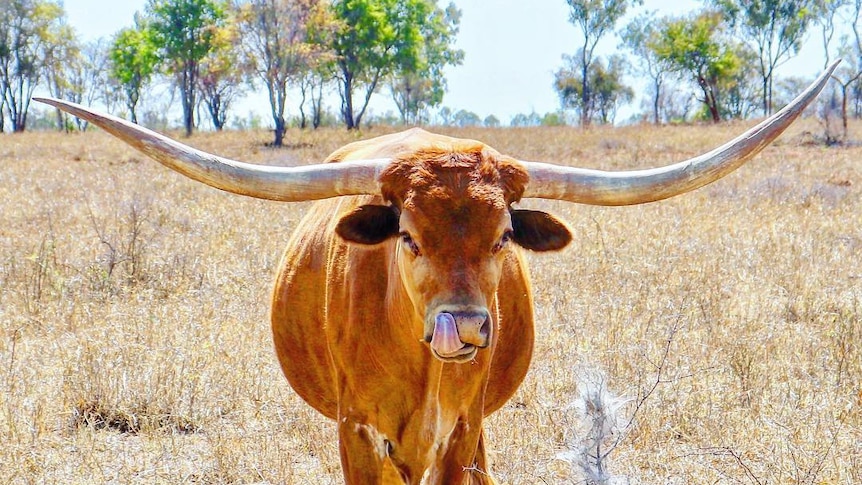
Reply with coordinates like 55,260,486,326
451,309,491,348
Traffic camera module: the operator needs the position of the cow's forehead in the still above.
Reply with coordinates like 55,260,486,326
379,145,529,209
404,186,510,225
327,127,492,162
396,174,515,251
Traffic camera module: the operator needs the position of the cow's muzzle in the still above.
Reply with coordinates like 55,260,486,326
425,308,492,363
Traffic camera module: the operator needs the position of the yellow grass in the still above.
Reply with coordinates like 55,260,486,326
0,121,860,483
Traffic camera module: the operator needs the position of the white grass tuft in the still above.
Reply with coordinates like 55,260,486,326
558,367,633,485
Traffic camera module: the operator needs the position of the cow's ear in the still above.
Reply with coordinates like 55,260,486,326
511,209,572,252
336,205,400,245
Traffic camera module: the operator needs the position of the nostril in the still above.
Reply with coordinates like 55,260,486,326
450,310,492,348
427,307,493,350
479,316,491,348
476,315,491,347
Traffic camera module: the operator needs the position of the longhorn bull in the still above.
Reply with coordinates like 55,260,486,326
35,60,837,484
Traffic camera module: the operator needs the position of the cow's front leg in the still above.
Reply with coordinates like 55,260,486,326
338,415,393,484
467,429,498,485
428,416,494,485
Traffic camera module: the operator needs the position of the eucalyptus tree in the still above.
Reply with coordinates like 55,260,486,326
563,0,642,126
330,0,461,129
110,22,159,125
49,38,113,131
146,0,228,136
813,0,862,140
555,53,632,124
0,0,67,132
652,11,742,123
42,20,79,130
237,0,333,145
198,10,246,131
621,11,673,124
387,2,463,125
711,0,816,115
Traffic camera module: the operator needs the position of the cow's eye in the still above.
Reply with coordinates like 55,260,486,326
492,230,513,254
400,232,421,256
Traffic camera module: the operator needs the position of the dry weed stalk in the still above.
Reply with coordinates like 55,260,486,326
559,311,684,484
560,368,632,485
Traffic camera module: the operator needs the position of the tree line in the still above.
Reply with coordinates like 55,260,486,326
2,0,861,145
559,0,862,135
0,0,462,145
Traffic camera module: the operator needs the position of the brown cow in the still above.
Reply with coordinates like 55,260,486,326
36,60,836,484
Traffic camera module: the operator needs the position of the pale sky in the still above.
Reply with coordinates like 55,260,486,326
62,0,833,125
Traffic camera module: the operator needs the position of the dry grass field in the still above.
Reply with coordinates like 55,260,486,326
1,120,860,484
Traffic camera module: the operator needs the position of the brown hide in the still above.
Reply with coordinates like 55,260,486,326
270,129,542,484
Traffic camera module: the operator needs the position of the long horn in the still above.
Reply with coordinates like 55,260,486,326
521,59,840,205
33,97,389,202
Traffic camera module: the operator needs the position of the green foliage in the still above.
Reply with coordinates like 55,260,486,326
555,54,633,124
565,0,638,42
237,0,334,144
651,11,741,122
508,111,572,127
146,0,228,135
563,0,642,126
331,0,459,129
198,6,246,131
388,2,463,125
621,11,673,124
0,0,67,132
452,108,480,127
710,0,815,115
509,111,541,127
720,45,760,119
39,8,79,131
540,111,567,126
482,114,500,127
147,0,226,71
712,0,813,48
110,23,158,124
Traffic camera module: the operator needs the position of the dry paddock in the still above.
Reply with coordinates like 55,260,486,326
0,121,860,483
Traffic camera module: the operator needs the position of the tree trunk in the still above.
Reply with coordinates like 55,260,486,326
206,93,225,131
11,98,27,132
273,117,285,147
580,60,591,127
854,81,862,119
182,94,194,136
0,93,5,132
842,83,849,143
354,73,381,129
265,78,288,147
340,69,357,130
699,76,721,123
312,81,323,129
54,108,64,131
129,99,139,124
298,82,308,130
181,67,196,137
13,113,26,132
766,73,773,116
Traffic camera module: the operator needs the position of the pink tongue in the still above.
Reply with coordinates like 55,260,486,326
431,313,463,355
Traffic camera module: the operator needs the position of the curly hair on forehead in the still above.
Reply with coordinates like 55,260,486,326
379,145,530,208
